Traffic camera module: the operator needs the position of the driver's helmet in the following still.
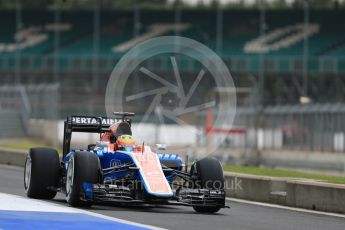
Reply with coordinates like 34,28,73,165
116,135,136,151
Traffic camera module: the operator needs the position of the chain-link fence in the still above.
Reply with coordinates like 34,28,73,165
0,84,59,136
1,82,345,154
223,104,345,153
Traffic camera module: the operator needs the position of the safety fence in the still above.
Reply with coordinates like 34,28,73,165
1,55,345,75
219,104,345,153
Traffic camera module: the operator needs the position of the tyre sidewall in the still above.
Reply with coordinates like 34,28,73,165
192,157,224,213
195,157,224,190
66,151,100,207
24,148,60,199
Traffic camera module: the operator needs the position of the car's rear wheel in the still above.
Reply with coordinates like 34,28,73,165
66,151,100,207
24,148,60,199
191,157,224,213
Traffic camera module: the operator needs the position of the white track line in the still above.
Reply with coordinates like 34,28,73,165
0,192,77,213
0,192,166,230
226,197,345,219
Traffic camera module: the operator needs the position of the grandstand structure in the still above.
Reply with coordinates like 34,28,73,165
1,10,344,57
0,9,344,107
1,6,345,153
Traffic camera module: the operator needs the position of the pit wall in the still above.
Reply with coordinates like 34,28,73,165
224,172,345,213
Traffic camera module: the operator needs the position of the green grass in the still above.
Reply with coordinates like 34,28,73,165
224,165,345,185
0,139,62,154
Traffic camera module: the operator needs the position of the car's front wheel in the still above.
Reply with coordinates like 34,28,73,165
66,151,100,207
191,156,225,213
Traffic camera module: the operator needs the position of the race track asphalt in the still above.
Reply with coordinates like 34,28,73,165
1,164,344,230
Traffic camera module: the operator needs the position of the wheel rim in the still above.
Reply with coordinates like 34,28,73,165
24,156,32,191
66,158,74,199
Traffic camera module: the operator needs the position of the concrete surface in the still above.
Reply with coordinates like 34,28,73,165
0,148,26,167
287,180,345,213
225,172,345,213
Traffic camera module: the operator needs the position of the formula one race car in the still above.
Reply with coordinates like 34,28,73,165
24,112,227,213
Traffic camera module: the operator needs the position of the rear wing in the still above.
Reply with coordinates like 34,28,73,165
62,113,134,159
68,116,123,132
